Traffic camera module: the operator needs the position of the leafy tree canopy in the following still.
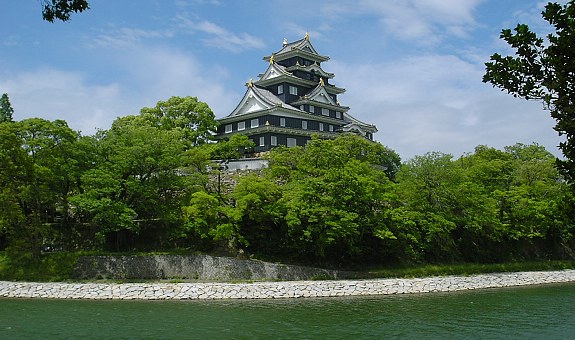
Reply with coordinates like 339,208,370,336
0,93,14,123
139,96,218,148
483,1,575,183
42,0,89,22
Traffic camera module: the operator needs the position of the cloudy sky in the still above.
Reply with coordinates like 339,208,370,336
0,0,566,160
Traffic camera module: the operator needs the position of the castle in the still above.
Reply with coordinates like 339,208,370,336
215,33,377,152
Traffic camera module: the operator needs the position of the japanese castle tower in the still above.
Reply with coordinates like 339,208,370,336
216,33,377,152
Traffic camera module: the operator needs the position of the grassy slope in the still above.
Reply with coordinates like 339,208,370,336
1,251,574,282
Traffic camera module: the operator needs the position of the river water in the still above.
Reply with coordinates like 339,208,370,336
1,282,574,339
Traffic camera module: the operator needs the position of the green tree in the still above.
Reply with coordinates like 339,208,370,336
456,146,518,261
182,191,245,251
500,143,572,258
0,93,14,123
70,116,192,251
42,0,89,22
210,134,255,160
269,135,400,262
181,134,401,263
139,96,218,148
3,118,80,255
395,152,463,262
483,1,575,183
0,123,28,249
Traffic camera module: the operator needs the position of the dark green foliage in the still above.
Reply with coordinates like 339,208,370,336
183,137,575,266
182,135,403,264
395,144,573,263
483,1,575,184
209,134,255,160
139,96,218,148
1,93,573,271
42,0,89,22
0,94,14,123
0,251,80,281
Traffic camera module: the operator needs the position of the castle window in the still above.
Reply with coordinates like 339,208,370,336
329,125,334,132
251,119,259,128
280,117,286,127
302,120,307,129
225,124,232,133
287,138,297,147
336,112,341,119
322,108,329,116
238,121,245,131
259,136,265,147
277,85,283,95
319,123,324,131
271,135,277,146
309,105,314,113
289,86,298,95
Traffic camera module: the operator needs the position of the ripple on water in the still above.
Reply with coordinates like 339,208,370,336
0,283,574,339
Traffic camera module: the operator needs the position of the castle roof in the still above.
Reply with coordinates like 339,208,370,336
217,33,378,145
225,82,301,118
263,34,329,63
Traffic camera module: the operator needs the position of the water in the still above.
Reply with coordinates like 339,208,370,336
1,283,574,339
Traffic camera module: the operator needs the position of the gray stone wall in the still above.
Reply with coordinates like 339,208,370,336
2,270,575,300
73,254,352,282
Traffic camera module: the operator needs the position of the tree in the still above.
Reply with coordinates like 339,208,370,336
2,118,81,255
395,152,462,261
0,93,14,123
70,116,193,251
267,135,400,262
139,96,218,148
209,134,255,160
42,0,89,22
0,123,28,249
483,1,575,183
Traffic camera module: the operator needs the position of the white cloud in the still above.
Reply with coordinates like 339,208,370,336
176,16,265,52
0,46,240,135
1,68,127,135
88,26,174,49
117,46,239,116
330,54,563,160
309,0,484,44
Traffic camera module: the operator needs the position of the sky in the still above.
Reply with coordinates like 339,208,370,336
0,0,567,161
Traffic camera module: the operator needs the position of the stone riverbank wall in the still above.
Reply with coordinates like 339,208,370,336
1,270,575,300
72,255,353,281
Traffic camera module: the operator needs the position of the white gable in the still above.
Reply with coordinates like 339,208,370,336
244,96,266,113
229,88,273,116
269,69,279,78
308,87,337,105
298,40,319,55
259,63,287,81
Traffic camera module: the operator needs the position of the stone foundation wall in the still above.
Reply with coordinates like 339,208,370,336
2,270,575,300
73,254,351,281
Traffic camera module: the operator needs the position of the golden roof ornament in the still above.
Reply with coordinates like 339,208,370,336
319,77,325,86
269,54,274,64
305,32,310,41
283,37,287,46
248,79,253,87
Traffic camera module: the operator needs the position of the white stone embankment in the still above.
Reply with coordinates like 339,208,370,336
1,270,574,300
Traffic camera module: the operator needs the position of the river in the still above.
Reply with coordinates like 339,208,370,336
1,282,574,339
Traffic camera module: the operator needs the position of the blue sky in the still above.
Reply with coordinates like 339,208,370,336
0,0,566,160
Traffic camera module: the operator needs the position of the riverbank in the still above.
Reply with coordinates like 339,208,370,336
1,269,574,300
